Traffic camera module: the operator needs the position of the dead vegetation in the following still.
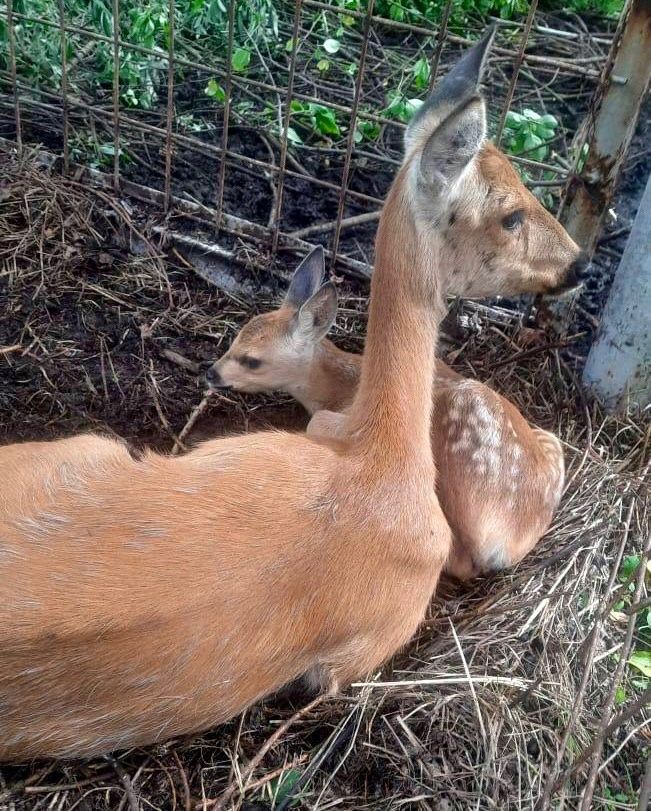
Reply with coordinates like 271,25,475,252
0,150,649,811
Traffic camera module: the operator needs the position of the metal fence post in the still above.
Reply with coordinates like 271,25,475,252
559,0,651,257
582,173,650,412
549,0,651,331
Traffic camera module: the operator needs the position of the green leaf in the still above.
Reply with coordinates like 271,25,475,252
323,38,341,54
404,98,424,120
614,685,627,704
524,133,543,153
620,554,641,583
313,105,340,137
286,127,303,145
540,114,558,128
269,767,302,807
204,79,225,102
317,59,330,72
231,47,251,72
523,108,541,121
290,99,305,113
356,120,380,142
346,62,357,76
412,57,431,90
505,111,523,127
285,38,296,52
628,650,651,677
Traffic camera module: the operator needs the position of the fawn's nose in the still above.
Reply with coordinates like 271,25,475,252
205,365,227,389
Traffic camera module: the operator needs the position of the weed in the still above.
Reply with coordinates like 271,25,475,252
502,109,559,162
610,554,651,704
290,100,342,142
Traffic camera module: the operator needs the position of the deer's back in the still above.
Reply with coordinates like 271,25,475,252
0,430,445,760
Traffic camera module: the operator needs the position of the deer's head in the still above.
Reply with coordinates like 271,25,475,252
399,27,587,298
205,247,337,394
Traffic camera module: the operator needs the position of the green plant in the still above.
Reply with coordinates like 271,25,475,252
611,554,651,701
290,100,341,141
333,0,623,30
602,785,636,809
355,118,380,142
502,109,559,162
70,133,132,170
263,767,302,808
412,56,431,90
231,47,251,72
204,78,226,102
383,90,423,123
1,0,277,109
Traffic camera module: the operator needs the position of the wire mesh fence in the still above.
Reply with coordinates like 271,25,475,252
0,0,634,281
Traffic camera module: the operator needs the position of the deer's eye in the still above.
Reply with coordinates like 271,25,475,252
502,210,525,231
240,355,262,370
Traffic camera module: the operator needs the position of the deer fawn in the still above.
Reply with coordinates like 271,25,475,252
0,29,585,761
206,248,566,580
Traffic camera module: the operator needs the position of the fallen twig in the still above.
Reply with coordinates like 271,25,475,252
171,391,213,455
288,210,381,240
162,348,201,375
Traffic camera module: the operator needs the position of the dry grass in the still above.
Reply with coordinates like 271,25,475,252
0,149,649,811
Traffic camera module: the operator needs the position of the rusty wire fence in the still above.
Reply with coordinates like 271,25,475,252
0,0,642,284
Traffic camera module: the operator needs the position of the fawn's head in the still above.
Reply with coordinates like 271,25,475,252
206,247,337,393
395,27,586,298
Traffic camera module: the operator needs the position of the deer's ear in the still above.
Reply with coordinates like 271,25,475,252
417,97,486,188
295,282,338,342
405,25,494,155
285,246,326,308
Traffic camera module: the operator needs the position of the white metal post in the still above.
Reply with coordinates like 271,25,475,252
582,173,651,412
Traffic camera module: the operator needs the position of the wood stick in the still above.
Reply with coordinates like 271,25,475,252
171,392,213,456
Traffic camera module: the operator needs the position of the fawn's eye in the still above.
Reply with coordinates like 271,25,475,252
239,355,262,370
502,210,525,231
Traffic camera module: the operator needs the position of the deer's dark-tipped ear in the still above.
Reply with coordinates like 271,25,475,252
406,26,495,153
295,282,338,342
285,246,326,308
419,97,486,187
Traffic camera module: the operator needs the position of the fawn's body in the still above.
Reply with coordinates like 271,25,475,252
0,29,583,760
209,323,564,579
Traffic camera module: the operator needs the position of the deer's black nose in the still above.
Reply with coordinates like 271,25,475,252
566,252,590,287
205,365,226,389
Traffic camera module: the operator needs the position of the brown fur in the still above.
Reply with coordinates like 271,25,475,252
0,38,581,761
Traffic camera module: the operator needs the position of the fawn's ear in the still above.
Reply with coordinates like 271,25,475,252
294,282,338,343
405,25,494,157
285,246,326,309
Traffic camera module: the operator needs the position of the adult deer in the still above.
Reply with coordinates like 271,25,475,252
206,249,566,580
0,28,584,761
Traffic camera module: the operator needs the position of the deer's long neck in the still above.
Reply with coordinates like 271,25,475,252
347,174,443,464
